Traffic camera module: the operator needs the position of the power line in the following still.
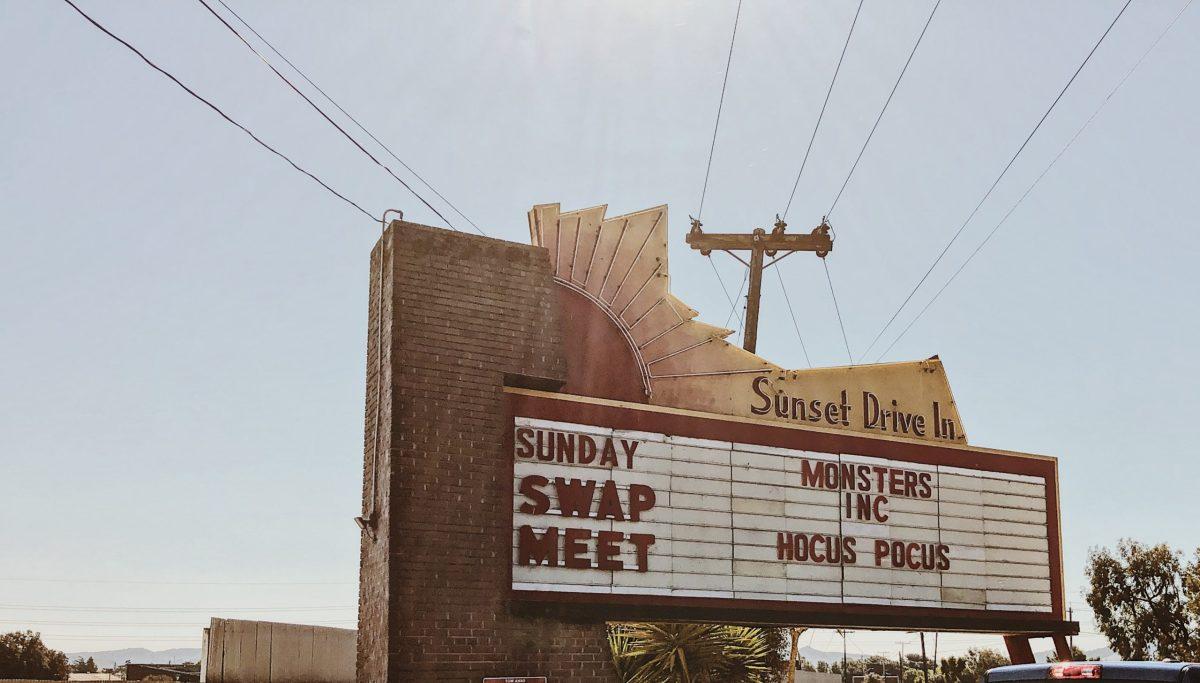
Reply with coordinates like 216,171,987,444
37,634,205,640
874,0,1194,362
857,0,1133,361
1,604,354,613
695,0,746,333
827,0,941,220
195,0,472,234
774,266,813,367
776,1,862,369
0,577,353,586
211,0,486,236
781,0,864,221
2,619,356,627
697,0,744,220
59,0,378,223
823,260,853,363
708,256,742,326
724,270,749,330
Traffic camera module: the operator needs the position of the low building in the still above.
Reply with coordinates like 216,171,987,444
796,673,843,683
200,618,355,683
126,663,200,682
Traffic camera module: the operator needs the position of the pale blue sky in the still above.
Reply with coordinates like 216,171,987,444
2,0,1197,658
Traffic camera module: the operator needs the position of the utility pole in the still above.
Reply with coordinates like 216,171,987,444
920,633,929,683
897,641,906,683
839,629,849,683
687,216,833,353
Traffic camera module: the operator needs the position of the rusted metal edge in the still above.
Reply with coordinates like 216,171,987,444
554,276,654,398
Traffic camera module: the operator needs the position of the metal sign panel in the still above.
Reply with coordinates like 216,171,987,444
528,202,969,445
507,389,1063,629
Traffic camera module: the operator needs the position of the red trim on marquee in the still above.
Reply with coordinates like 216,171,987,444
505,389,1068,632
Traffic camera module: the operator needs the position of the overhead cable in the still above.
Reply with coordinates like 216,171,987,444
0,577,352,585
211,0,486,235
777,1,863,369
59,0,378,223
695,0,747,335
823,260,853,363
874,0,1194,362
195,0,471,233
1,603,354,613
857,0,1134,361
781,0,865,221
724,270,749,331
708,256,742,325
1,619,356,627
827,0,941,220
38,634,205,640
696,0,744,220
774,266,813,367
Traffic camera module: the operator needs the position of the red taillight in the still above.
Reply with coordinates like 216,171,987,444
1049,664,1102,679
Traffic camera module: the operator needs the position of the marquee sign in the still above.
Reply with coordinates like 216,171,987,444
355,207,1078,681
508,388,1063,628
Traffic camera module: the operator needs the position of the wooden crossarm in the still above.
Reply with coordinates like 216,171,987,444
684,220,833,353
685,230,832,254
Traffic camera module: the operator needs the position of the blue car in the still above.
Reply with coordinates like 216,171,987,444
987,662,1200,683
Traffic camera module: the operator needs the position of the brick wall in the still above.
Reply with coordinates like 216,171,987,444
357,226,392,683
357,222,619,682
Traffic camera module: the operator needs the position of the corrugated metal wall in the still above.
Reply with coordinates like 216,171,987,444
201,618,354,683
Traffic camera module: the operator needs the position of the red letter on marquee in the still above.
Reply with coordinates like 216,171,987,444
518,525,559,567
554,478,597,518
872,495,889,522
594,480,626,521
777,532,793,561
873,539,890,566
518,475,550,515
628,484,656,521
563,528,592,569
800,460,824,488
596,530,624,571
514,428,535,458
628,533,655,572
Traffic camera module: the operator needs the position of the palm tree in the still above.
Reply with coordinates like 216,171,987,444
607,622,782,683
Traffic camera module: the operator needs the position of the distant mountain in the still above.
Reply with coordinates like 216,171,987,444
797,646,846,665
65,648,202,670
1085,646,1117,661
796,643,1117,666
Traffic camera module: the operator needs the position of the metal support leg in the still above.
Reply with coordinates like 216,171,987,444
1004,635,1036,665
1052,634,1073,661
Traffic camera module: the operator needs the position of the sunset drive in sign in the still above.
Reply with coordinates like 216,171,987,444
508,390,1060,622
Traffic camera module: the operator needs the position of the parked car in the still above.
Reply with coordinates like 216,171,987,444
987,662,1200,683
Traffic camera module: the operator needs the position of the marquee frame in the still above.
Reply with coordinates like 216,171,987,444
506,386,1074,638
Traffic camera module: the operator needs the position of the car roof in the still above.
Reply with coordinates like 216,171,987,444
988,662,1198,682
